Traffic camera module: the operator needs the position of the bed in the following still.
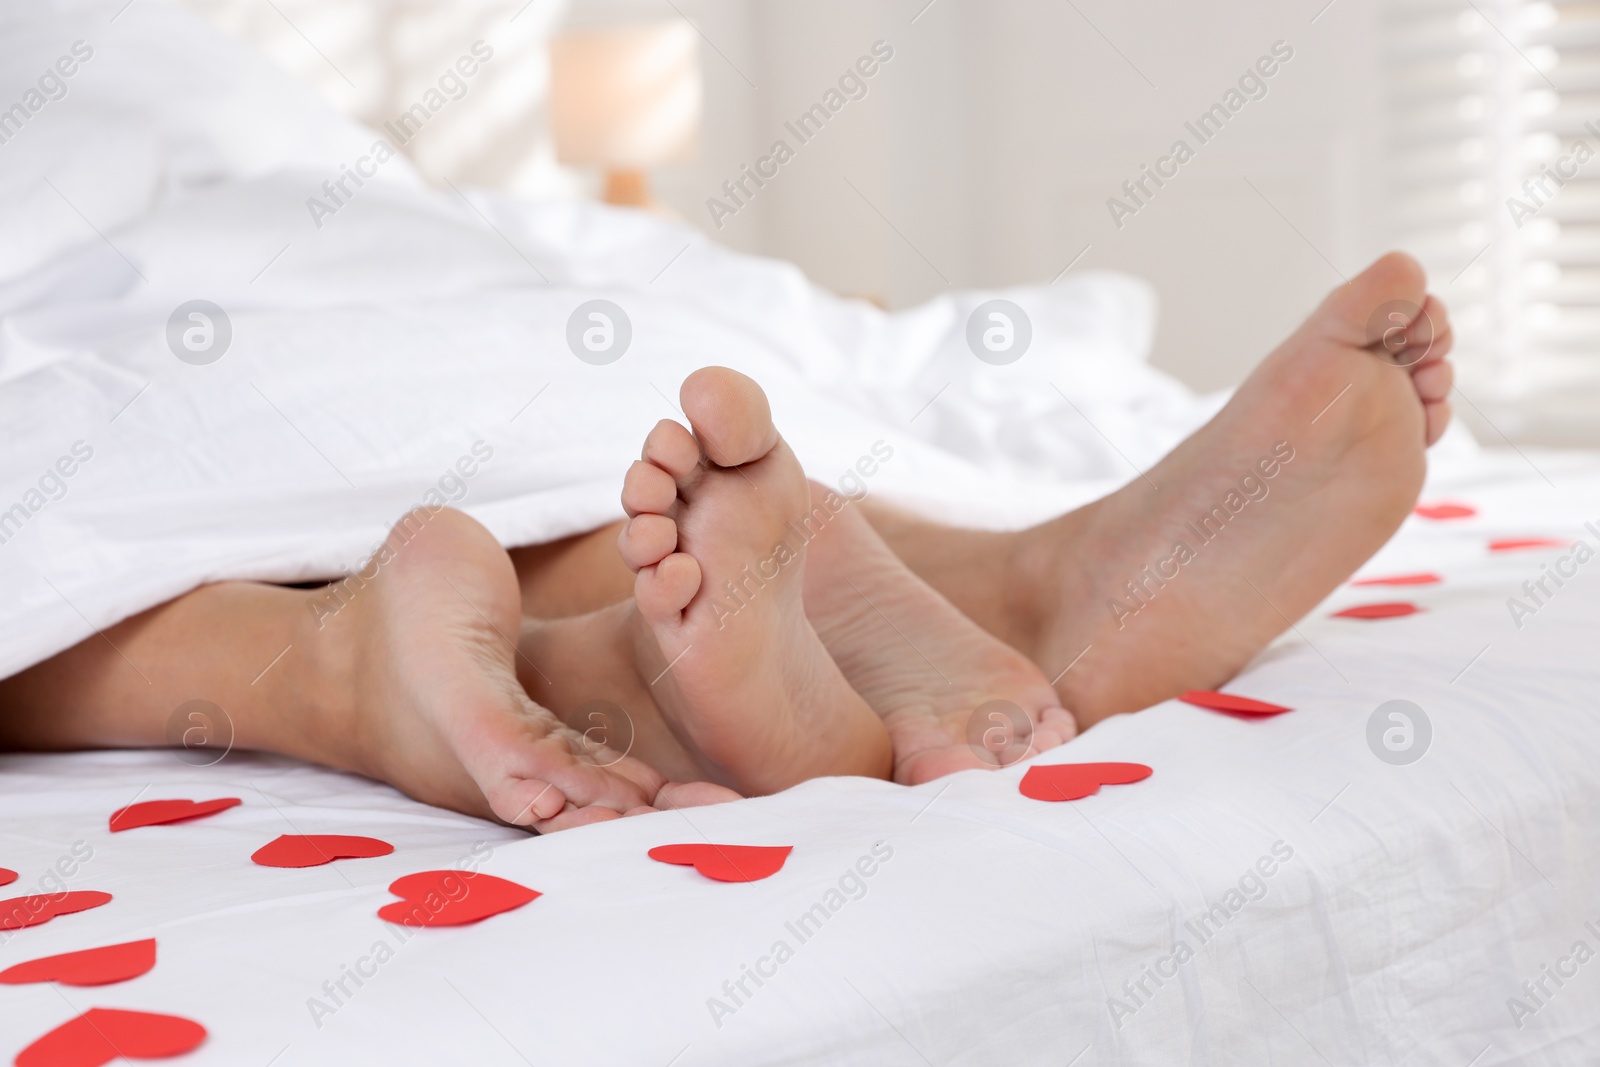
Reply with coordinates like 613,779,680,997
4,2,1600,1063
6,450,1600,1065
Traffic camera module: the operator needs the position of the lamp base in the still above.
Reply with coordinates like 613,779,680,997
603,168,655,209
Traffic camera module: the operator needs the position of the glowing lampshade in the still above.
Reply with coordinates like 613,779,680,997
549,21,701,208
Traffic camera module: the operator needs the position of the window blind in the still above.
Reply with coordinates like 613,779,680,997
1390,0,1600,442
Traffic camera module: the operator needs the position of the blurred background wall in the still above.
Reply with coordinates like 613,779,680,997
640,0,1391,399
174,0,1596,446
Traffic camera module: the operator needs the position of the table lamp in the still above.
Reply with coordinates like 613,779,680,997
549,21,702,210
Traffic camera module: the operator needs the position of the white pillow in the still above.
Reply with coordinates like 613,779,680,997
0,0,421,283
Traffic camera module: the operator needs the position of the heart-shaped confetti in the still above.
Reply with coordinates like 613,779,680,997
1179,690,1292,715
1489,537,1570,553
377,871,539,927
1019,763,1152,802
0,867,16,888
110,798,240,833
0,939,156,987
647,844,793,883
0,892,113,932
1332,602,1422,619
251,835,394,869
1415,502,1476,520
15,1008,205,1067
1351,572,1442,587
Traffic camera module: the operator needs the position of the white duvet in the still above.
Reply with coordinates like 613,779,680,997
4,1,1599,1064
0,0,1229,682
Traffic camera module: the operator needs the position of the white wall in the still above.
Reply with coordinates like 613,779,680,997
623,0,1392,392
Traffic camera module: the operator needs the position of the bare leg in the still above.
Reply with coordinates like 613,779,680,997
864,253,1456,727
0,581,330,758
853,505,1032,654
511,525,631,620
798,481,1076,782
0,508,738,832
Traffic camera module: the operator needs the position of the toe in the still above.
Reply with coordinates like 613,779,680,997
1031,730,1069,754
655,780,743,808
619,514,678,571
1412,359,1453,403
897,745,993,785
474,710,665,823
680,367,780,467
1406,294,1452,366
1315,251,1428,350
622,460,679,517
487,776,568,826
1425,399,1453,446
642,420,703,487
1038,705,1078,741
517,739,660,815
635,552,702,624
602,752,672,801
1031,722,1074,753
534,804,623,833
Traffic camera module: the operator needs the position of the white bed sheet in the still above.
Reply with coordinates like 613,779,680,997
3,451,1599,1066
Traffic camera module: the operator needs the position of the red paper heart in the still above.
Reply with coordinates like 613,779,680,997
647,844,793,883
0,939,156,987
15,1008,205,1067
1415,502,1476,520
1489,537,1569,553
377,871,539,927
110,798,240,833
1019,763,1152,802
251,834,394,869
1332,601,1421,619
0,867,15,887
1352,572,1442,587
1179,690,1291,715
0,892,113,932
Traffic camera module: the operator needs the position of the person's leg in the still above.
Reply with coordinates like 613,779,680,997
796,480,1077,782
511,525,631,620
0,581,326,758
0,506,739,833
852,506,1034,656
861,252,1455,728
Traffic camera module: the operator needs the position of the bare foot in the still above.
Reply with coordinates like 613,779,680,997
614,368,893,794
314,507,737,832
521,487,1076,789
1004,251,1454,725
513,383,1077,788
800,484,1076,783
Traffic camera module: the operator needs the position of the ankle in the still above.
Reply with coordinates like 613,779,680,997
1011,503,1100,653
518,604,637,714
269,583,364,773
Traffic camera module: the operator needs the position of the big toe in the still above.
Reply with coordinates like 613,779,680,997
680,367,780,467
487,775,567,826
655,780,744,808
1313,250,1428,350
